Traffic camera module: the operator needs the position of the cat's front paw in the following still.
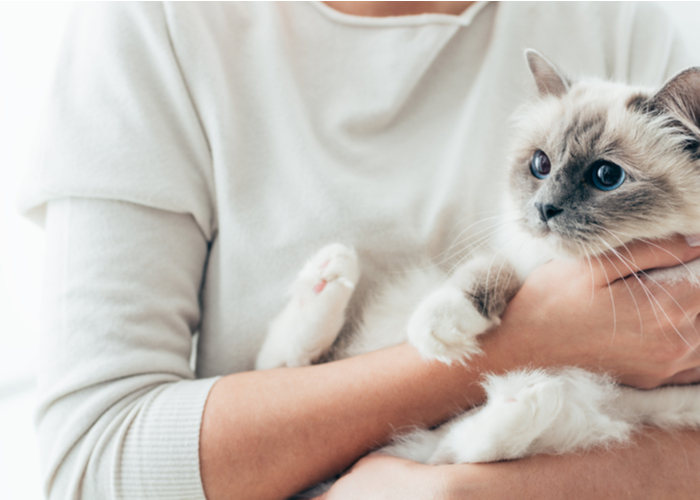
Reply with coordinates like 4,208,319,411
407,286,494,364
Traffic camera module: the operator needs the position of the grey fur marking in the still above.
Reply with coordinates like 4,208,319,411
560,114,606,158
507,55,700,258
464,260,520,321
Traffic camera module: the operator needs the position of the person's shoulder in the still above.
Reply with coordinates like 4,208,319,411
70,2,274,38
495,1,674,34
498,2,652,21
71,2,166,29
493,2,685,83
162,1,280,30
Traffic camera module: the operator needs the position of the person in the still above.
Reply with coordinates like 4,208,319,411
22,2,700,499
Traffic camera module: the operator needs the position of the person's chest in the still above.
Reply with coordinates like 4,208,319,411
170,2,529,375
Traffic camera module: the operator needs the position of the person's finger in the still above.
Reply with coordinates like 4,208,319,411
664,366,700,385
590,235,700,286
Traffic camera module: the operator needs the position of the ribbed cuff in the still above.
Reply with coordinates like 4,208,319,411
116,377,219,499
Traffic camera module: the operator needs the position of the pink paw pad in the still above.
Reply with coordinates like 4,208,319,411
313,280,327,294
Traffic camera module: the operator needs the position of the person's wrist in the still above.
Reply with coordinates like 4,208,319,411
471,321,537,376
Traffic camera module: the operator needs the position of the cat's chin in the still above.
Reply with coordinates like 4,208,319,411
537,233,608,260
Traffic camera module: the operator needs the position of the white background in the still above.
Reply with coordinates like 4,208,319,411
1,2,699,499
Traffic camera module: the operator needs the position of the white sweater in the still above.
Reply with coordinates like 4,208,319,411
22,2,696,498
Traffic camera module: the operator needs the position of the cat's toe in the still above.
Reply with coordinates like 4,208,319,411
485,371,567,421
319,245,360,289
407,286,493,364
299,243,360,294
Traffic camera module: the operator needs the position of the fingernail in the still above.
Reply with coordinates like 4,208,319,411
686,234,700,247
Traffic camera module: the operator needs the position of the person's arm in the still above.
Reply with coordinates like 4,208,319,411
202,236,700,499
39,198,215,499
318,427,700,500
310,236,700,500
443,427,700,500
42,198,700,500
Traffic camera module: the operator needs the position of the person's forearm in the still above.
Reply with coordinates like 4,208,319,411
442,427,700,499
200,339,517,500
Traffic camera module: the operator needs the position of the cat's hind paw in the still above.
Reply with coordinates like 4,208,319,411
430,372,567,464
256,243,359,370
407,286,493,364
296,243,360,296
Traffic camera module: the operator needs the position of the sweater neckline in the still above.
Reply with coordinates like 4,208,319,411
310,1,489,28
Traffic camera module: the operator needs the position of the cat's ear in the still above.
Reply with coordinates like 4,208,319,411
525,49,570,98
647,67,700,133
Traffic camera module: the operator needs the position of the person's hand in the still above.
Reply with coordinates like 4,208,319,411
313,454,543,500
430,427,700,500
316,429,700,500
313,454,447,500
494,235,700,388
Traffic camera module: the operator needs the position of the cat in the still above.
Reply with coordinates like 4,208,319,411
256,49,700,466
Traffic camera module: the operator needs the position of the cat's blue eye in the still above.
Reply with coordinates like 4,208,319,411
591,162,626,191
530,150,550,179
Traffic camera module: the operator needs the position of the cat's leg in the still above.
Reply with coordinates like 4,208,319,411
407,253,520,363
255,244,360,370
379,424,452,464
617,385,700,430
429,370,567,464
429,369,634,464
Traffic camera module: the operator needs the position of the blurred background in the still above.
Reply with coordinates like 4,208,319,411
1,2,699,499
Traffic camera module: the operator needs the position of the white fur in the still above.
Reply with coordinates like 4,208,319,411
259,232,700,465
406,284,490,364
257,69,700,465
255,244,359,369
342,267,444,358
427,369,634,464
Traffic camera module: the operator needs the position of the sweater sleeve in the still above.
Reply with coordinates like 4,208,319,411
24,2,219,498
40,197,217,499
20,2,216,239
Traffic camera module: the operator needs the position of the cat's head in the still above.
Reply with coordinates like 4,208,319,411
508,50,700,258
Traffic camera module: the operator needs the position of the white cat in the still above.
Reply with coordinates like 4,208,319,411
257,50,700,465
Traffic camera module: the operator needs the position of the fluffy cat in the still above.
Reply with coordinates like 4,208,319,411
256,50,700,466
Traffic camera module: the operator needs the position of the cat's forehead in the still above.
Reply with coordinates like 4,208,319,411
517,79,670,173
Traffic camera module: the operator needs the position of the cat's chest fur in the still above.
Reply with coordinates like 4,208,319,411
337,218,554,360
256,50,700,474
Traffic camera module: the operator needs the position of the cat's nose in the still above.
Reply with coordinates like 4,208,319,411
535,203,563,222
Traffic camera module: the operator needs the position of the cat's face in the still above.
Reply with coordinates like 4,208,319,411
508,51,700,258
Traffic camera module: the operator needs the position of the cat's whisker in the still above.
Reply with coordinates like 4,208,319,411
629,269,699,350
438,218,517,268
603,235,698,341
430,214,508,266
596,236,699,351
576,241,598,309
594,251,619,343
607,229,696,279
593,234,646,338
443,212,522,257
594,235,657,316
439,220,521,280
393,218,518,278
442,211,517,249
593,228,690,345
576,227,698,347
